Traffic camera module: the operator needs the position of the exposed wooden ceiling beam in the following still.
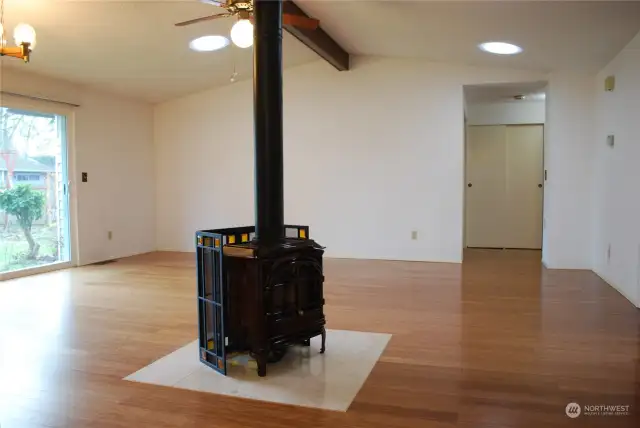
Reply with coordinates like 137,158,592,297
282,0,350,71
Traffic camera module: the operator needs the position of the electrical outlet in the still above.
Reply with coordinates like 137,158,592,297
108,231,113,240
607,244,611,263
411,230,418,240
607,135,615,148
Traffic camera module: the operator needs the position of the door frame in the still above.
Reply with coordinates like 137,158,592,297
0,94,79,280
463,123,546,252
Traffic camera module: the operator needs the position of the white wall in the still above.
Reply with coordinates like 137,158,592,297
154,57,546,262
592,31,640,307
0,68,155,265
466,100,545,125
542,72,596,269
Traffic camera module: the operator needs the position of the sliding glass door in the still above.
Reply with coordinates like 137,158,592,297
0,98,75,278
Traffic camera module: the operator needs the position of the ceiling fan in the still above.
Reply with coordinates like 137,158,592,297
175,0,320,48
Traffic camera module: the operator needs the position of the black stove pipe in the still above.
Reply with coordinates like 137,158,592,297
253,0,284,245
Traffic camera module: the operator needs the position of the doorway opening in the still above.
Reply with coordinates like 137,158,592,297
0,99,74,278
462,82,547,256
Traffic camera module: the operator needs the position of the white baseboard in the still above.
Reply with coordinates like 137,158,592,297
593,270,640,308
79,249,155,267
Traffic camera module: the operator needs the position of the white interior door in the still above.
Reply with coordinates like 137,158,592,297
465,125,507,248
505,125,544,249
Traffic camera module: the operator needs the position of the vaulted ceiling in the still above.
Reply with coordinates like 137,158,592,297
299,0,640,73
1,0,639,103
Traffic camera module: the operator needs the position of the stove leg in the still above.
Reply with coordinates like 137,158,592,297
320,327,326,354
256,353,267,377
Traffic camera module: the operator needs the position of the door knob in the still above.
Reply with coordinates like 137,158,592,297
538,184,542,188
468,183,472,188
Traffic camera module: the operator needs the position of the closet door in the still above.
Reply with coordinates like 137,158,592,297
505,125,544,249
465,125,507,248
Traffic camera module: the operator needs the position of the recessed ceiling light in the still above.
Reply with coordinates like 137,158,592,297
479,42,522,55
189,35,229,52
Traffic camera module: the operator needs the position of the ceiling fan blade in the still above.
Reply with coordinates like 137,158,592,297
282,13,319,30
175,13,232,27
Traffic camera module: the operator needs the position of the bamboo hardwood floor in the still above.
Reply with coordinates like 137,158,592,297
0,249,638,428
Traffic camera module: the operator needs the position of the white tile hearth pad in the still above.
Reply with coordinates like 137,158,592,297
124,329,391,411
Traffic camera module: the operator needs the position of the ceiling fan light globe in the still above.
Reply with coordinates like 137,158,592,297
14,23,36,49
230,19,253,48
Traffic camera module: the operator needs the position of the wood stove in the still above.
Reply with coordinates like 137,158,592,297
195,0,326,377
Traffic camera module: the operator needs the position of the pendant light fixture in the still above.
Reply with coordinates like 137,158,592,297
0,0,36,62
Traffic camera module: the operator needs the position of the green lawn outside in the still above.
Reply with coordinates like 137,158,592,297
0,224,60,272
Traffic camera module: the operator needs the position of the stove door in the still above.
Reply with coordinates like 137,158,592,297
265,253,325,341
